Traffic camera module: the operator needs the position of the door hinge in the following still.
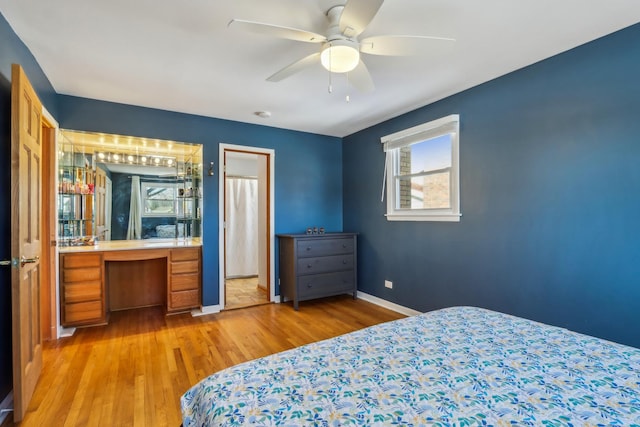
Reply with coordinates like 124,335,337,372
0,258,19,268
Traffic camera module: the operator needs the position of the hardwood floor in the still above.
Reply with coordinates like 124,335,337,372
14,296,404,426
225,276,268,310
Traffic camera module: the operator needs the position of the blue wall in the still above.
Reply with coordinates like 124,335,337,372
57,95,343,306
0,13,58,402
343,24,640,348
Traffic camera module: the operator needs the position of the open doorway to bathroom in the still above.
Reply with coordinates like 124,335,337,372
220,145,274,310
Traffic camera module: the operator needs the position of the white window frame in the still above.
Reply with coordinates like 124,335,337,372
381,114,461,222
141,181,179,217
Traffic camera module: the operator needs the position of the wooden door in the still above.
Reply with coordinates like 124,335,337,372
11,64,43,422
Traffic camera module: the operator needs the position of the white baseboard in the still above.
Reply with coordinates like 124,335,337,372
357,291,422,317
191,305,221,317
58,326,76,338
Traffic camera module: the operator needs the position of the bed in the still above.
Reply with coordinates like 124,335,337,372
181,306,640,426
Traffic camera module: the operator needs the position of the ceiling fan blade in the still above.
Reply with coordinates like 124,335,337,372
360,35,456,56
228,19,326,43
339,0,384,38
267,52,321,82
348,60,374,93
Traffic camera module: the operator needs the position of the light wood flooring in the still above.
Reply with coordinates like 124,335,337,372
12,296,404,426
225,276,268,310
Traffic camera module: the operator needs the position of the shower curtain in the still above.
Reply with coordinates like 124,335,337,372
126,175,142,239
226,178,259,277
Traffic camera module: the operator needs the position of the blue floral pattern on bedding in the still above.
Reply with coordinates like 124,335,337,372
181,306,640,426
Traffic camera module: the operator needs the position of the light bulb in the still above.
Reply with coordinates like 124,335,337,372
320,41,360,73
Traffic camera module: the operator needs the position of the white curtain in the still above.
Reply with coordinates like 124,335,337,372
226,178,258,277
126,176,142,239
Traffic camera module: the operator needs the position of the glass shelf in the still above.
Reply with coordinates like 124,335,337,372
57,131,96,246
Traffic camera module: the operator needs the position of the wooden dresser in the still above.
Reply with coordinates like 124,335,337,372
277,233,357,310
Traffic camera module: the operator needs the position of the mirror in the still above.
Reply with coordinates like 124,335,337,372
58,130,203,244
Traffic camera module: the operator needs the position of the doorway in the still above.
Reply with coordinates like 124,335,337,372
219,144,275,310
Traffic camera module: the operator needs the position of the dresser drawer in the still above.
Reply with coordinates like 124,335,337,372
297,254,354,275
296,238,354,258
297,271,355,299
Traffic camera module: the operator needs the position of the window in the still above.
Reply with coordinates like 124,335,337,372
382,114,460,222
141,182,178,217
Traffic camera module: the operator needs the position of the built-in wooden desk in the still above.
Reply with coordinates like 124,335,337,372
59,239,202,327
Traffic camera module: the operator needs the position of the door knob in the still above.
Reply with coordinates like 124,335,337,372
20,256,39,267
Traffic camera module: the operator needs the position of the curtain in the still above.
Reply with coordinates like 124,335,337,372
225,178,258,277
126,176,142,239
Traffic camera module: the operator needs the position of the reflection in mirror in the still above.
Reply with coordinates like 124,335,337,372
58,130,203,244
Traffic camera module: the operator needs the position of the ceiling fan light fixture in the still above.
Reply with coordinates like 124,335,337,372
321,40,360,73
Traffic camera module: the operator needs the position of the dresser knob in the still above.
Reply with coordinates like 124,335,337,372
342,260,347,264
307,283,313,288
307,264,312,268
306,247,311,251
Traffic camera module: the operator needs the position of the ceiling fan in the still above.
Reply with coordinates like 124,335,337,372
228,0,454,93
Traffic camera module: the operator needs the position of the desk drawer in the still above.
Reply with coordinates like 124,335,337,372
171,273,200,291
171,248,200,262
297,254,354,275
64,281,102,303
62,267,101,283
64,301,103,325
171,260,199,275
62,253,102,269
170,289,200,309
297,271,355,299
296,238,354,258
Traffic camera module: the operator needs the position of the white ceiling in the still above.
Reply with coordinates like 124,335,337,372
2,1,639,137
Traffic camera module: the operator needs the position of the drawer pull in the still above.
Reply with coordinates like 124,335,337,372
306,247,312,251
307,264,312,269
342,260,347,264
307,283,313,288
342,244,347,248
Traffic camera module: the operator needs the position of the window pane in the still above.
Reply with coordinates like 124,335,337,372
144,199,175,215
398,134,452,177
144,186,175,200
396,133,452,210
142,183,176,216
398,171,451,209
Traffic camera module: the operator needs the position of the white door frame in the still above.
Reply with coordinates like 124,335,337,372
218,143,276,309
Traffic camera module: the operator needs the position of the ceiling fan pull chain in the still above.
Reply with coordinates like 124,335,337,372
346,71,351,102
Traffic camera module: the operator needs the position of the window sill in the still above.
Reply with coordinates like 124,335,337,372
385,213,461,222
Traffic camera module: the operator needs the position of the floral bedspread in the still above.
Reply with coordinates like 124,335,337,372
181,306,640,426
